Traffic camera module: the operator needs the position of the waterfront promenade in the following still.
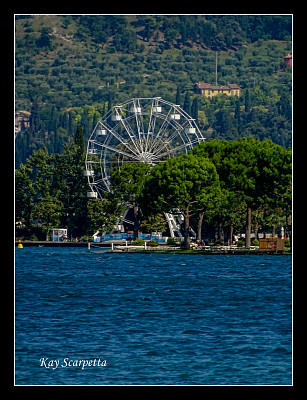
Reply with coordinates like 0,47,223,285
15,240,290,255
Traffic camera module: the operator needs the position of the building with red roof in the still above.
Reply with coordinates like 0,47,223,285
283,54,292,67
195,82,241,98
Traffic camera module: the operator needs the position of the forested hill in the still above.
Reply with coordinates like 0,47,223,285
15,15,292,166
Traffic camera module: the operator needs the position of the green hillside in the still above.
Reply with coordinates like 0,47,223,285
15,15,292,166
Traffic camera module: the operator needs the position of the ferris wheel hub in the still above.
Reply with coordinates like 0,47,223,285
137,151,155,163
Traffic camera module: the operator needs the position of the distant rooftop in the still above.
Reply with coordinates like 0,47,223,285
196,82,241,90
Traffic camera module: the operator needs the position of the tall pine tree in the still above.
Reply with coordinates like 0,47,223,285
175,86,181,106
74,124,85,154
191,97,199,124
244,89,250,113
183,92,191,115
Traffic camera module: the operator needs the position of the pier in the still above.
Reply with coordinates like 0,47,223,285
15,241,290,255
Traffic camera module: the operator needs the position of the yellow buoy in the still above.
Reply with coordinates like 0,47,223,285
17,240,23,249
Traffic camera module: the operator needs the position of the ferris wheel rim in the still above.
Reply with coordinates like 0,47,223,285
85,97,205,197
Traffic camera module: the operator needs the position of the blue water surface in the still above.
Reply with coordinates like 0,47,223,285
15,247,292,385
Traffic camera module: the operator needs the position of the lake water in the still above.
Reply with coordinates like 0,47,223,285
15,247,292,385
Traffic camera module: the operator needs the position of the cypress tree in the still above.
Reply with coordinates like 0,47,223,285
176,86,181,105
191,97,199,123
29,99,40,134
234,99,241,133
183,92,191,115
68,112,74,136
244,89,250,113
74,124,85,155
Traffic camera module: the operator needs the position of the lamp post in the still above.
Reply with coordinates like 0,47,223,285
66,212,76,241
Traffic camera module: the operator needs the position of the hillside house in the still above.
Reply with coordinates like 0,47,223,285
15,110,30,134
283,54,292,67
195,82,241,98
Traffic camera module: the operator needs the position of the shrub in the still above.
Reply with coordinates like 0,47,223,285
81,235,91,242
251,239,259,246
167,237,180,244
284,238,290,247
148,240,159,247
133,238,145,246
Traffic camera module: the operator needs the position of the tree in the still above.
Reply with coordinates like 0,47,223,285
74,124,85,155
86,198,120,235
175,86,181,105
15,162,36,232
56,125,88,237
36,27,54,50
193,139,244,242
207,139,261,246
244,89,251,113
192,138,292,246
213,109,238,140
164,29,180,44
234,99,242,133
29,98,41,134
191,97,199,124
28,146,54,200
140,213,167,239
110,162,151,239
142,154,220,248
34,196,62,240
24,147,66,239
15,125,91,240
183,92,191,115
277,93,292,120
254,140,292,245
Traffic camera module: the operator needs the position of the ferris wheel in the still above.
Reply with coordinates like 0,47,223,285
85,97,205,199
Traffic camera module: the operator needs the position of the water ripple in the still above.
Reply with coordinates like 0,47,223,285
15,248,292,385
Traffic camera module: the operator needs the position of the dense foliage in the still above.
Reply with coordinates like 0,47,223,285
16,131,292,247
15,15,292,166
191,138,292,247
15,15,292,245
141,155,220,248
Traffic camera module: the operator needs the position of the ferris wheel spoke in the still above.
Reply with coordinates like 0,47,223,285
118,116,143,155
150,123,185,155
147,111,173,153
150,132,173,156
155,110,172,139
132,99,145,141
144,100,160,153
147,100,158,136
98,123,140,158
153,140,199,160
149,104,185,153
99,142,140,161
115,105,143,154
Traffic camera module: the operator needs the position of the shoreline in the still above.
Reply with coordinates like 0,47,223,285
15,240,291,255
